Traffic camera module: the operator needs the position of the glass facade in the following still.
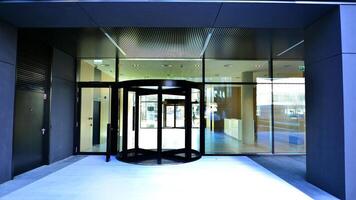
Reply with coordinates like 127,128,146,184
76,29,306,155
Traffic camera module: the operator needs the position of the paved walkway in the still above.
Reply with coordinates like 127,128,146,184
0,156,315,200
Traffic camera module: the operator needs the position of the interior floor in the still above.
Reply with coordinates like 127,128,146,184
0,156,335,200
83,128,305,154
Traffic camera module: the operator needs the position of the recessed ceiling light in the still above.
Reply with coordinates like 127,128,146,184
195,64,200,67
224,64,232,67
132,64,140,68
161,64,173,68
94,59,103,64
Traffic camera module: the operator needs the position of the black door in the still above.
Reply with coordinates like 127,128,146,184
13,90,46,175
13,31,51,176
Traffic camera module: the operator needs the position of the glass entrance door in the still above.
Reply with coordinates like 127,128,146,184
79,87,111,153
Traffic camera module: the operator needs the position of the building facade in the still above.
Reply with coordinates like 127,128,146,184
0,1,355,199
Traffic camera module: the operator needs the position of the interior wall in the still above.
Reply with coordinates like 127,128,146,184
49,48,75,163
0,21,17,183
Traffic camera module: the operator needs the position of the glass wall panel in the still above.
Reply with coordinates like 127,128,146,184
119,59,202,82
205,59,269,83
205,84,272,154
273,60,304,79
80,88,111,152
272,60,305,153
78,58,115,82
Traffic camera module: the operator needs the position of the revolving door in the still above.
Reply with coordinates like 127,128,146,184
117,80,202,164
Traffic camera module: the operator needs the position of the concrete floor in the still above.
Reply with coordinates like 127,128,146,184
0,156,334,200
250,155,338,200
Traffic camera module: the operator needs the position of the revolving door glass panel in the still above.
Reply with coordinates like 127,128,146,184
139,94,158,150
162,94,185,150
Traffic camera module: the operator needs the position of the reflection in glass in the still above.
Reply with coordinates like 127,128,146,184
205,84,272,154
78,59,115,82
80,88,111,152
273,79,305,153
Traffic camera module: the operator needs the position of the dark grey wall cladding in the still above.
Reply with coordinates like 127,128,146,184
0,21,17,184
340,5,356,200
305,6,356,200
49,48,75,163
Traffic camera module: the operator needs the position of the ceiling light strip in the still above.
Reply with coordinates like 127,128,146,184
199,29,215,58
100,28,127,57
277,40,304,57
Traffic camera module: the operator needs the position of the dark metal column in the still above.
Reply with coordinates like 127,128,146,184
110,86,118,154
157,86,163,164
199,85,205,155
201,54,206,154
122,88,128,158
134,92,139,153
185,88,192,160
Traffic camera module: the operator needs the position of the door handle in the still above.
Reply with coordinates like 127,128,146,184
41,128,46,135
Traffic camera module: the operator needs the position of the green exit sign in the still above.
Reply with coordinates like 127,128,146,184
298,65,305,72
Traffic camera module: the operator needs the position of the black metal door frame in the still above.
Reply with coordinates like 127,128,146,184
76,83,115,155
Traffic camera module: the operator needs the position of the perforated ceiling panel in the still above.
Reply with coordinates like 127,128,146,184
103,27,212,58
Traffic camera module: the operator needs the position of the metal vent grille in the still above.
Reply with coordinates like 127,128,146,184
16,35,51,92
103,27,211,58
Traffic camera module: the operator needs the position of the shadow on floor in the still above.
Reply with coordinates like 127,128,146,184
0,156,86,198
249,155,338,200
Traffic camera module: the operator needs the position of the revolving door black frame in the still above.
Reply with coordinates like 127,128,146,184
117,80,203,164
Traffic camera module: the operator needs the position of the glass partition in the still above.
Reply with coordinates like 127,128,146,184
273,60,305,153
205,84,272,154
